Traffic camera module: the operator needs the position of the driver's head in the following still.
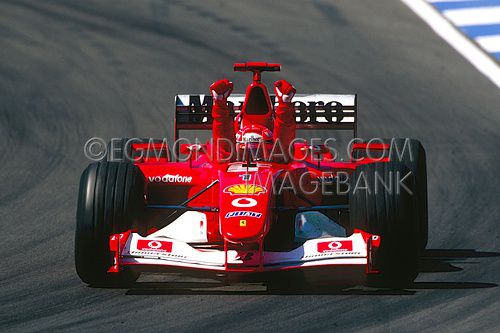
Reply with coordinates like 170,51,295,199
236,125,273,161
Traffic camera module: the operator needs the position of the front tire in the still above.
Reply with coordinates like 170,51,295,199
349,161,419,286
353,138,428,250
388,138,428,250
75,162,145,286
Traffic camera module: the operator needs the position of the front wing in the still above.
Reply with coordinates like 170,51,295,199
109,232,380,274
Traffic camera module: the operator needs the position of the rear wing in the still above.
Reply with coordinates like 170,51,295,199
174,94,357,141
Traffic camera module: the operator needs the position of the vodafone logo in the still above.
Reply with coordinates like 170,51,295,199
317,240,353,253
147,241,162,249
137,239,173,253
231,197,257,207
148,174,192,183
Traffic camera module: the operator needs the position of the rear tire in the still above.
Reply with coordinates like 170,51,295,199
75,162,145,287
107,138,169,162
349,161,419,286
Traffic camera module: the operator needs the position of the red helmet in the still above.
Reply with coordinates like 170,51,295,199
235,124,273,161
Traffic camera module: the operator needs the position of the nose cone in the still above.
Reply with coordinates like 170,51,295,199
219,170,273,243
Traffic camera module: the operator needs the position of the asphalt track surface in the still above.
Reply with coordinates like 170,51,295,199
1,0,499,332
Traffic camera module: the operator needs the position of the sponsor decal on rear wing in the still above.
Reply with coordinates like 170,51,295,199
174,94,357,140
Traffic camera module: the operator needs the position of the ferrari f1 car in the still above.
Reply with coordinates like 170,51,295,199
75,62,428,288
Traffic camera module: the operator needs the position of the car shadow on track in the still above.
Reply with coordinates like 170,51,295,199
419,248,500,273
124,249,499,296
411,248,499,291
125,282,418,296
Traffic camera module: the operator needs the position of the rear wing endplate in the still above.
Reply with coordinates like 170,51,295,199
174,94,357,141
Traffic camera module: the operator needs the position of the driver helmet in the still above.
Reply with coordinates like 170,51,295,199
235,124,273,161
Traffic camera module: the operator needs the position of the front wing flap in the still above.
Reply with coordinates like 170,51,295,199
113,232,372,272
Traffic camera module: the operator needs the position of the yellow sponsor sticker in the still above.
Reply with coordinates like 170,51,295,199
223,184,266,195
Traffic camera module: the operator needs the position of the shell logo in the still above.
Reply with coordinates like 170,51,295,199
223,184,267,196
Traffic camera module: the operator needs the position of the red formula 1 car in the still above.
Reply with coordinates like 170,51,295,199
75,62,428,288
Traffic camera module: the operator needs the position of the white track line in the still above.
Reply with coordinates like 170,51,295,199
427,0,475,2
401,0,500,89
476,35,500,53
443,7,500,26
